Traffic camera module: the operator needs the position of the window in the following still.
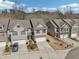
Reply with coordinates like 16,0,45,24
43,29,46,33
12,31,17,36
55,29,59,33
57,29,59,32
61,28,63,31
27,35,31,39
61,28,69,32
64,28,68,31
17,25,20,28
27,29,31,32
48,26,50,28
21,31,26,35
36,30,40,33
0,27,2,29
66,28,68,31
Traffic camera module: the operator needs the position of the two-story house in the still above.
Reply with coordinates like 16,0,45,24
30,18,47,42
47,19,70,39
64,19,76,38
72,19,79,38
8,19,31,44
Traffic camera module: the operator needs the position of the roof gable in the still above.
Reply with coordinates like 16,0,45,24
30,18,47,29
64,19,75,26
61,23,69,28
36,23,44,28
53,19,65,28
13,24,24,31
8,20,31,31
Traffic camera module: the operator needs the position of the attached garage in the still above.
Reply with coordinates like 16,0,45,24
12,40,26,45
60,34,69,38
71,33,78,38
35,37,46,42
11,35,27,45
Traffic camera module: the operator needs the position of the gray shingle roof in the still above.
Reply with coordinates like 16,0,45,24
73,19,79,25
49,20,57,28
64,19,76,26
0,18,9,32
30,18,47,30
8,19,31,31
52,19,65,28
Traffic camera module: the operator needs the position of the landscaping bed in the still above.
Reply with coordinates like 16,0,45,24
4,43,11,55
47,35,72,50
27,39,39,52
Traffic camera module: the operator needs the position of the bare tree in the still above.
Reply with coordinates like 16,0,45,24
64,6,73,18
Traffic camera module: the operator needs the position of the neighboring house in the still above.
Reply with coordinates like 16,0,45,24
47,19,70,39
8,19,31,44
0,36,7,47
30,18,47,42
71,19,79,38
0,18,9,47
63,19,76,38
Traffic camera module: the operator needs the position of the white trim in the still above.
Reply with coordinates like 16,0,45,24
0,42,6,47
35,37,46,42
71,33,78,38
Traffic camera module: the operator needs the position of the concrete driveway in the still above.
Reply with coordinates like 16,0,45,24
0,41,73,59
37,41,71,59
37,41,54,59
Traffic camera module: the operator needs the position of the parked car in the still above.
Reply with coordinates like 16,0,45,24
12,43,18,52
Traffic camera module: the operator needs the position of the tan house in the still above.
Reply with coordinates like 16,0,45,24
47,19,70,39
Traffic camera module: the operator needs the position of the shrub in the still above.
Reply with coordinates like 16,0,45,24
46,39,50,42
5,45,10,52
60,43,63,46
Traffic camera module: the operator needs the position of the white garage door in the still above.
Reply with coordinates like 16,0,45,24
0,42,6,47
60,34,68,38
12,40,26,45
71,33,78,38
35,37,46,42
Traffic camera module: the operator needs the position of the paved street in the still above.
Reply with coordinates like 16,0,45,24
0,41,75,59
65,47,79,59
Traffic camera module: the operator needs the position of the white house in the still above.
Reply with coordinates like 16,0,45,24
30,18,47,42
8,19,31,44
71,19,79,38
64,19,77,38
